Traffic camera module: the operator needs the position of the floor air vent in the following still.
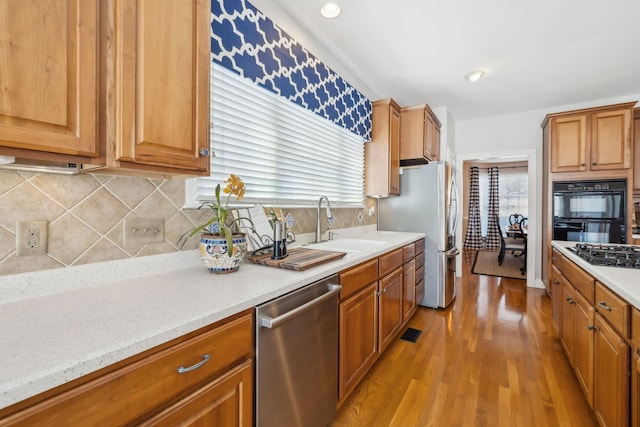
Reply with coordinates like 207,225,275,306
400,327,422,343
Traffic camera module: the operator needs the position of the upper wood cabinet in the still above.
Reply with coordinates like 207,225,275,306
400,104,441,164
366,98,400,197
546,103,634,173
0,1,99,159
0,0,210,176
109,0,210,174
634,108,640,191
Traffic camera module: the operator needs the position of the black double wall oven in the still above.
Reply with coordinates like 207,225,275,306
552,180,627,244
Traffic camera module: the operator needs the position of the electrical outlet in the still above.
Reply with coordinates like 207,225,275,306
16,220,48,256
123,217,165,246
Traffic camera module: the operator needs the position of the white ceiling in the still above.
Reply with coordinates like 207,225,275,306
247,0,640,122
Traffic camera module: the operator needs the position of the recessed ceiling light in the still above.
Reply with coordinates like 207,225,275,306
464,70,485,82
321,3,341,19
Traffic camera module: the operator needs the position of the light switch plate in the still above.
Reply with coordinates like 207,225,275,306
16,220,48,256
123,217,165,246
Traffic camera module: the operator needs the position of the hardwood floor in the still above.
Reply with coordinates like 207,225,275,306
331,249,597,426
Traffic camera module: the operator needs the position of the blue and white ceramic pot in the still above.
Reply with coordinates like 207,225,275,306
199,233,248,273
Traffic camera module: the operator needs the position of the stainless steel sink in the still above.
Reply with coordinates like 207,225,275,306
306,238,386,252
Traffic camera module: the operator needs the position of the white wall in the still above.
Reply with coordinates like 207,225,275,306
455,93,640,288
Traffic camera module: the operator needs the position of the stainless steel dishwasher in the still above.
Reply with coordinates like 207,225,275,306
256,275,341,427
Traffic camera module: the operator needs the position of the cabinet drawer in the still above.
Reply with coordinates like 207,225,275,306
415,280,425,303
403,243,416,263
415,239,425,255
379,249,403,277
415,252,425,270
415,266,424,284
553,251,595,304
632,308,640,350
595,281,630,338
1,313,253,426
339,259,379,300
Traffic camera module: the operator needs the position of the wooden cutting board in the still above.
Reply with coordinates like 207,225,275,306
248,247,346,271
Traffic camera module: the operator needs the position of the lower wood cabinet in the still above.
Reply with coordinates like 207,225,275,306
572,290,595,408
0,311,254,426
338,240,422,403
142,359,253,426
632,351,640,427
402,258,416,321
594,313,629,427
339,282,379,400
378,267,404,353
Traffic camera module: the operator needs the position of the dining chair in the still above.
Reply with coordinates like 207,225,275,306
497,216,526,266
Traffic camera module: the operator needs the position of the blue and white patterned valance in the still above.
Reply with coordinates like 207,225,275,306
211,0,372,140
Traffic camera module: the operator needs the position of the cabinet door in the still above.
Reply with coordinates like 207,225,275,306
551,114,588,172
425,112,439,161
143,359,253,427
115,0,210,173
590,108,631,170
402,259,416,322
389,106,400,195
551,266,563,332
560,282,575,362
0,0,98,157
573,290,595,408
366,99,400,197
633,351,640,427
594,313,629,427
634,110,640,190
379,267,403,353
339,282,379,400
399,107,425,160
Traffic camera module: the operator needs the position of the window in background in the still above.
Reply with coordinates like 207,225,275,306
185,64,366,208
478,166,528,235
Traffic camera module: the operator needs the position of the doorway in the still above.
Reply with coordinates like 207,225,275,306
455,149,541,288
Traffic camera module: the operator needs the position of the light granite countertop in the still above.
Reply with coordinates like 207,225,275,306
551,241,640,308
0,228,423,410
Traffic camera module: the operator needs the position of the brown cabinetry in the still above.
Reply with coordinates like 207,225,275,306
553,247,633,426
0,0,210,176
548,104,633,173
0,311,254,426
631,308,640,427
366,99,400,197
0,1,99,159
378,267,403,353
109,0,210,174
634,108,640,191
399,104,441,164
338,281,379,400
338,241,421,403
594,313,629,427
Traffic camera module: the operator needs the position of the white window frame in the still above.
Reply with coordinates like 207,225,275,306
185,64,366,208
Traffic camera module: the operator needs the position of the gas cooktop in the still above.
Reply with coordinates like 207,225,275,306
569,243,640,269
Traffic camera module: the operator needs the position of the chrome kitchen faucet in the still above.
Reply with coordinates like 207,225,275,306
315,195,334,243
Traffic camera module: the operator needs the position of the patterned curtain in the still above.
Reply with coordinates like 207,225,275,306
485,167,501,250
464,166,483,249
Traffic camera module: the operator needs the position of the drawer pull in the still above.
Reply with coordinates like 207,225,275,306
598,301,612,311
177,353,210,374
588,324,596,331
553,279,559,285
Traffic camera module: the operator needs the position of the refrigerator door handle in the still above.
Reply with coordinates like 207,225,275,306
450,177,460,235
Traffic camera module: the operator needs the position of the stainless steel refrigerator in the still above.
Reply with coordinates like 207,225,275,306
378,161,459,308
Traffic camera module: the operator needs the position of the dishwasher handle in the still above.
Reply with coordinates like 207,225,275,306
259,284,342,329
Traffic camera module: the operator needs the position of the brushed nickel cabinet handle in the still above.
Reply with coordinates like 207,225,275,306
554,279,559,285
588,325,596,331
598,301,612,311
199,148,210,157
177,353,210,373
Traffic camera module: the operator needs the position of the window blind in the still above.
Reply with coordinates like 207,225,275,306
185,64,365,208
